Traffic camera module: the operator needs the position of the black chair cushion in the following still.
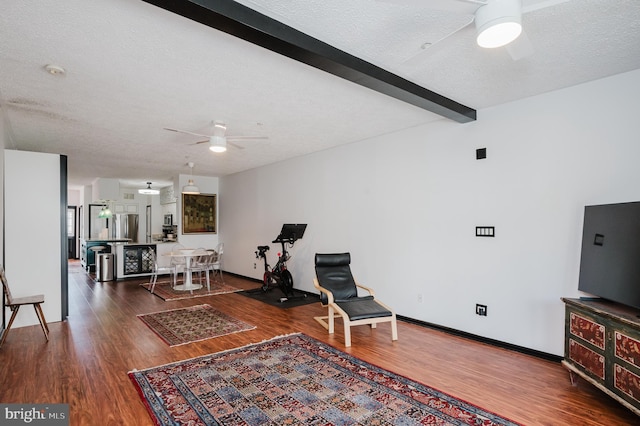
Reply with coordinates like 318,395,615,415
336,297,392,321
315,252,351,268
315,253,358,304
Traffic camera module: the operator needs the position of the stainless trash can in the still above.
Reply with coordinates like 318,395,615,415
96,253,115,282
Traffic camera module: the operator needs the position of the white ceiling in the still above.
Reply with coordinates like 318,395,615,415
2,0,639,190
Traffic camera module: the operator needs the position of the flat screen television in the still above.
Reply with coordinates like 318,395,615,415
578,201,640,310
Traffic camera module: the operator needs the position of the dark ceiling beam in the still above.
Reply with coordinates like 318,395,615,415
143,0,476,123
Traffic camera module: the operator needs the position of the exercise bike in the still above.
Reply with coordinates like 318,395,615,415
255,224,307,302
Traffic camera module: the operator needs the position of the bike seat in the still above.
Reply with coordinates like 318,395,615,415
257,245,270,252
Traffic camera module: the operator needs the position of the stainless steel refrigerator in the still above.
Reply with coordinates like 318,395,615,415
112,214,139,243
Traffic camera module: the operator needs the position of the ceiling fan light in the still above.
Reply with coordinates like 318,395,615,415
477,20,522,48
213,121,227,136
475,0,522,48
209,135,227,153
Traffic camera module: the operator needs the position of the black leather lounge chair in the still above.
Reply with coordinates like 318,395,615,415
313,252,398,347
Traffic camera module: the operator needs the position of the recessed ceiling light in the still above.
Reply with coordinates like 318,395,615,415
44,64,66,76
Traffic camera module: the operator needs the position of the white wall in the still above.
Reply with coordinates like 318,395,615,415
68,189,81,207
4,150,63,327
220,69,640,356
0,105,5,267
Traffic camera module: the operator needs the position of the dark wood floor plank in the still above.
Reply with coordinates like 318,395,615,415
0,261,637,425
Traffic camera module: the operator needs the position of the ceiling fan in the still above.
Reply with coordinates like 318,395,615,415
164,120,268,153
382,0,570,61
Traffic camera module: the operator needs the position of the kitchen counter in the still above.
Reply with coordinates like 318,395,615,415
85,238,132,243
119,241,174,246
80,238,131,271
112,242,176,279
81,239,179,277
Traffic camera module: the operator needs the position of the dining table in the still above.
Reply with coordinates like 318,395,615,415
165,249,207,291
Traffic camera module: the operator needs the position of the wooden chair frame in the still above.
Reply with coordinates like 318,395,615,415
1,266,49,348
314,277,398,347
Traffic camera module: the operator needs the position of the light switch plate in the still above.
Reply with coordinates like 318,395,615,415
476,226,495,237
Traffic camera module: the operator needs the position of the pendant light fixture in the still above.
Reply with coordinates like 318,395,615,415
97,206,112,219
138,182,160,195
97,202,113,219
182,162,200,194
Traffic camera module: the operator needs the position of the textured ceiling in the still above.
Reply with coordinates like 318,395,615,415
1,0,639,190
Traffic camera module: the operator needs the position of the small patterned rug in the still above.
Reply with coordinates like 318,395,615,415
137,304,256,347
140,279,242,301
128,333,521,425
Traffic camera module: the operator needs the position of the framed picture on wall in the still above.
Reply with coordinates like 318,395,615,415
182,193,217,234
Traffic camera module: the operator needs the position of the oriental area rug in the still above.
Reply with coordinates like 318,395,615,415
128,333,521,425
137,304,256,347
140,280,242,301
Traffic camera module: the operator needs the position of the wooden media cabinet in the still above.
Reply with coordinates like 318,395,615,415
562,297,640,416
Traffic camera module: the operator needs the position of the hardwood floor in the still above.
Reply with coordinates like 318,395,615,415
1,261,638,425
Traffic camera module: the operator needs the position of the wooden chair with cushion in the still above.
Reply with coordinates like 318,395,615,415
313,252,398,347
0,265,49,348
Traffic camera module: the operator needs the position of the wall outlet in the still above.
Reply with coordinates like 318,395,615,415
253,263,256,269
417,293,423,304
476,304,487,316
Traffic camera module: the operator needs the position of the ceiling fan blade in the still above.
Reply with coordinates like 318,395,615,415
522,0,570,14
227,141,246,150
226,136,269,141
164,127,210,138
512,0,570,61
377,0,485,15
400,17,474,68
505,28,534,60
192,138,261,149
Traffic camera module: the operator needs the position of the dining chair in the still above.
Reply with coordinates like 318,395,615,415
0,265,49,349
169,243,187,280
211,243,224,283
192,249,216,291
148,249,177,294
